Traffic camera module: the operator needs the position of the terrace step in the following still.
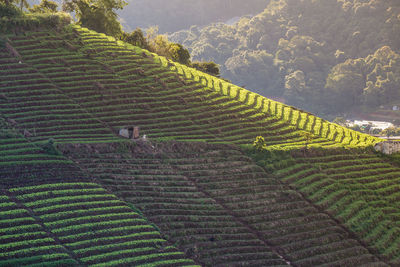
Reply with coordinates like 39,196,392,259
59,141,387,266
7,183,197,266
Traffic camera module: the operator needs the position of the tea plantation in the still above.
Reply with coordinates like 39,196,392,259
1,16,399,266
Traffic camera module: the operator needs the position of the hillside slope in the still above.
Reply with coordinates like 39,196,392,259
1,182,198,266
59,141,387,266
0,117,87,186
1,17,399,266
1,23,380,148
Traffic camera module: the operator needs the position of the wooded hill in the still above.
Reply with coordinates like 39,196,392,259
170,0,400,117
1,13,400,266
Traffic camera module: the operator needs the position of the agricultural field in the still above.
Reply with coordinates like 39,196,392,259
0,117,86,187
268,148,400,265
1,24,380,148
1,16,400,266
1,182,197,266
59,141,388,266
0,39,116,144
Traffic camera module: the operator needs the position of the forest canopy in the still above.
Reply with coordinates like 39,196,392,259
170,0,400,117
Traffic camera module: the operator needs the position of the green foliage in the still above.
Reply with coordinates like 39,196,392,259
63,0,126,37
29,0,58,13
192,61,220,77
118,26,220,77
0,2,22,16
168,42,190,65
120,28,149,49
253,135,267,151
325,46,400,111
146,28,191,65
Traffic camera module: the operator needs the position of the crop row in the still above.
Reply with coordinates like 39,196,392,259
168,145,386,266
59,141,387,266
0,42,116,144
153,55,381,147
3,25,356,148
0,117,88,187
0,194,79,266
63,26,315,146
71,25,381,148
3,182,197,266
59,142,290,266
272,149,400,264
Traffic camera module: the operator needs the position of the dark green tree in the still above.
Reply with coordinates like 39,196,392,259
120,28,149,49
29,0,58,13
325,58,366,112
146,28,192,65
192,61,220,77
168,43,191,65
0,1,22,15
63,0,126,37
253,136,267,151
168,0,400,116
18,0,28,10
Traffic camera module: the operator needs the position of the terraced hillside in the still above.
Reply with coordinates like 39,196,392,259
59,141,388,266
1,182,198,266
0,40,116,144
272,149,400,265
2,16,400,266
0,133,198,266
0,117,87,186
1,23,380,148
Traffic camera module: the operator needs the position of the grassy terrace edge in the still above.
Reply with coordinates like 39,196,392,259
68,23,382,148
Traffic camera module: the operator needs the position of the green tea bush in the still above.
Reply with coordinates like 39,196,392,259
253,136,266,151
